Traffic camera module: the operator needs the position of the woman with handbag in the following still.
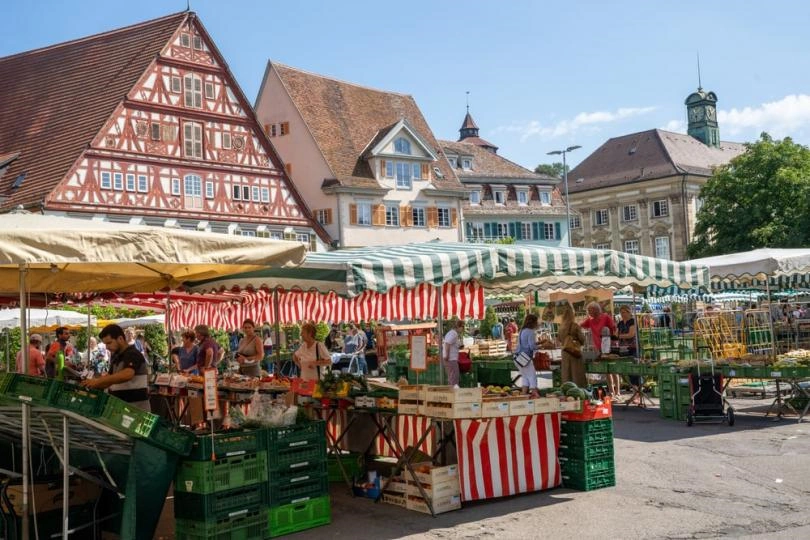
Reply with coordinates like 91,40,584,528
557,301,587,387
514,314,540,398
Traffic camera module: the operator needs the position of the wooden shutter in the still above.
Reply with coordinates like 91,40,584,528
539,221,546,240
484,222,492,238
325,208,333,225
372,204,386,226
427,207,438,228
421,163,430,180
465,221,472,237
349,204,358,225
400,206,409,227
532,222,540,240
555,222,561,240
285,163,292,176
508,222,516,239
451,208,458,227
380,160,387,178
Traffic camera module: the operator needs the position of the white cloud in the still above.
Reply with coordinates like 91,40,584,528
719,94,810,138
494,106,656,142
662,119,686,133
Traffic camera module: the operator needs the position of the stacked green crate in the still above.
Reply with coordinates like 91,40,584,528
559,418,615,491
658,371,691,421
266,420,330,537
174,429,270,540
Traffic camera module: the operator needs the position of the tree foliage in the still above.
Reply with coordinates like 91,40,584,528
688,133,810,258
534,162,567,179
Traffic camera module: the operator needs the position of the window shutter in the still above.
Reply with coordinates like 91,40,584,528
421,163,430,179
539,222,546,240
380,160,386,177
532,222,540,240
555,222,561,240
400,206,409,227
326,208,333,225
465,221,472,237
427,207,438,228
508,222,516,239
349,204,357,225
514,222,522,240
484,222,492,238
372,204,386,226
450,208,458,227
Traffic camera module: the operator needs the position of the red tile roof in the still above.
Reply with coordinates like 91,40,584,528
441,140,556,182
270,63,463,192
0,12,188,210
568,129,745,194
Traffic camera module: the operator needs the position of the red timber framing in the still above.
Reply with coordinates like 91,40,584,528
44,12,329,244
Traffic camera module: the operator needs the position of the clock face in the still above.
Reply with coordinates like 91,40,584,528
705,107,716,121
689,107,704,122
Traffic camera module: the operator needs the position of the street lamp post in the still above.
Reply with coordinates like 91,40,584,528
547,145,581,247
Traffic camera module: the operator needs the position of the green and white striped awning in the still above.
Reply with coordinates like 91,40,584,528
187,242,709,297
484,243,710,293
689,249,810,292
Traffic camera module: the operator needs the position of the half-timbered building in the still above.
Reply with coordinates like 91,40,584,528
0,12,328,249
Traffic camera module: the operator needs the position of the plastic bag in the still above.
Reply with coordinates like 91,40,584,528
281,405,298,426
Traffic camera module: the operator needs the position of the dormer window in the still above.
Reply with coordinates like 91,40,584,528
469,191,480,205
494,190,505,205
462,158,472,170
539,190,551,205
517,190,528,205
448,157,458,168
394,137,411,155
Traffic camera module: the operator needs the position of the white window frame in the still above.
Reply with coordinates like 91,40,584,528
496,222,509,239
260,187,270,203
521,222,533,240
184,174,202,197
125,174,136,192
204,82,215,100
469,190,480,205
170,76,181,93
395,162,412,189
179,33,190,48
412,207,426,227
100,172,111,190
653,199,669,218
393,137,411,155
462,158,472,170
539,190,551,205
384,161,394,178
205,181,214,199
252,186,260,202
569,215,581,229
412,163,422,180
448,157,458,168
594,209,609,226
594,242,611,250
183,122,203,159
543,223,555,240
357,202,372,226
242,185,250,201
192,35,203,50
222,132,231,150
385,204,400,227
624,239,640,254
437,207,451,228
470,222,485,240
184,74,202,109
494,190,505,205
171,178,181,196
622,204,638,222
113,172,123,190
315,209,330,225
517,190,528,205
655,236,671,259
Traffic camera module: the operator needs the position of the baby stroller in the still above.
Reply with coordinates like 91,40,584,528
686,360,735,426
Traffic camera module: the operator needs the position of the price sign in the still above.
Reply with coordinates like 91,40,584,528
410,334,427,372
203,368,219,411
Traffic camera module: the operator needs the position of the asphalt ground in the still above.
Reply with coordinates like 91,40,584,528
156,394,810,539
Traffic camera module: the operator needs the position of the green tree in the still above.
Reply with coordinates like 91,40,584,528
534,162,567,179
688,133,810,258
478,306,498,338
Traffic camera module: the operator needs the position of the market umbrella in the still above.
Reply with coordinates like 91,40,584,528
112,313,165,329
0,308,95,330
687,248,810,291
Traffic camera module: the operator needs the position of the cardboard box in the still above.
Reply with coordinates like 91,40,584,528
425,401,481,419
410,463,459,486
534,397,560,414
425,386,482,404
558,399,582,412
406,493,462,514
6,477,101,515
481,400,510,418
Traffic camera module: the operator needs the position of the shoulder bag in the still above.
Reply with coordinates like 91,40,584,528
562,324,582,359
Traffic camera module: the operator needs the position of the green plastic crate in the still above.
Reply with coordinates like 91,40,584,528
328,452,363,483
149,420,195,456
559,429,613,448
266,421,325,456
175,452,269,494
476,365,513,386
99,396,158,438
559,442,614,461
175,508,268,540
48,381,109,417
5,374,56,406
559,456,615,480
189,428,267,461
562,469,616,491
561,418,613,436
267,468,329,507
174,484,268,521
268,495,331,538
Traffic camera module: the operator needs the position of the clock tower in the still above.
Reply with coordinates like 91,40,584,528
685,87,720,148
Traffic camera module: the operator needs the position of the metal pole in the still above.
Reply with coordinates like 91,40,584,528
273,288,281,373
766,279,776,359
19,264,28,371
437,288,444,385
21,402,29,540
165,290,172,367
563,151,571,248
62,415,70,540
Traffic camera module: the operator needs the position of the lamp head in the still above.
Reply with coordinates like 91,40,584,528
565,145,582,152
546,150,562,156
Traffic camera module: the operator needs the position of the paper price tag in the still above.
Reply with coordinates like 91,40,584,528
203,368,219,411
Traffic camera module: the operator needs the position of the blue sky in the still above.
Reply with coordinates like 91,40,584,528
5,1,810,170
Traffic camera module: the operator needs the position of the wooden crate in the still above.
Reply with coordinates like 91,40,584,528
508,398,535,416
481,400,510,418
382,491,406,507
558,399,582,412
397,400,423,415
425,386,482,404
425,402,481,419
410,463,459,486
534,397,560,414
477,340,508,356
406,493,461,514
398,385,427,401
406,480,460,498
385,477,408,494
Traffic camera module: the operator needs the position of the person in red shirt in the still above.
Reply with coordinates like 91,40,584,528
580,302,616,350
16,334,46,376
504,317,519,352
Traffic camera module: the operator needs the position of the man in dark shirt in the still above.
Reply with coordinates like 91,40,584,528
82,324,150,411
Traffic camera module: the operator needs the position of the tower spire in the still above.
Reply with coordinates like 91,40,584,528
466,91,470,114
697,52,702,90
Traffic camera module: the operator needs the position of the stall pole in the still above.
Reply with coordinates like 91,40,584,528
633,290,641,357
4,329,9,373
87,307,93,361
62,415,70,540
766,280,776,359
19,264,29,370
437,288,444,385
21,402,30,540
165,291,173,361
273,288,281,373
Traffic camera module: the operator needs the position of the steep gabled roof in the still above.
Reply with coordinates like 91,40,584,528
568,128,746,194
441,140,557,183
269,62,462,191
0,12,189,210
